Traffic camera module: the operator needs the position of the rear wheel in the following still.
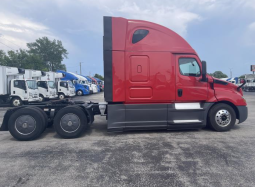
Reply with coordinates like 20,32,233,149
53,106,87,139
11,97,23,107
208,103,236,132
8,108,45,141
28,107,48,131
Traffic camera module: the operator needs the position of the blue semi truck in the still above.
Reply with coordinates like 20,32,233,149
57,70,90,96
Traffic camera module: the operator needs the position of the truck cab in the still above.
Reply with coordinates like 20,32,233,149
57,80,75,99
57,70,90,96
10,79,39,106
69,73,93,94
84,76,98,93
103,16,248,132
89,76,100,92
37,80,58,101
94,77,103,92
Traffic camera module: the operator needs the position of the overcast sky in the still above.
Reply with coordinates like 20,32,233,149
0,0,255,77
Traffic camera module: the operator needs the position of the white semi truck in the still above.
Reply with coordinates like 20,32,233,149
0,66,40,106
243,74,255,92
69,73,98,94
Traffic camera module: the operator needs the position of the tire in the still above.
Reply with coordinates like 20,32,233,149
208,103,236,132
53,106,87,139
8,108,45,141
76,90,83,96
28,106,48,131
59,93,65,100
11,97,23,107
39,94,45,102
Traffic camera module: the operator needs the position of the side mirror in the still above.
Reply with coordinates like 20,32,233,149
201,61,207,82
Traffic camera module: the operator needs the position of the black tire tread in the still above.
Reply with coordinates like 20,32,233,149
53,106,87,139
8,107,44,141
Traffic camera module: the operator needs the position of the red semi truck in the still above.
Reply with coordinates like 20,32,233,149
0,16,248,141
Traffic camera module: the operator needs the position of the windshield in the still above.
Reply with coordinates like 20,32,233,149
48,81,56,89
26,80,38,89
68,81,74,88
80,80,89,85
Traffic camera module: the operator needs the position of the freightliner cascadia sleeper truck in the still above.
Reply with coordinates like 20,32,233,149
0,16,248,141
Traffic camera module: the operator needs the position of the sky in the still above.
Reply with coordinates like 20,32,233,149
0,0,255,77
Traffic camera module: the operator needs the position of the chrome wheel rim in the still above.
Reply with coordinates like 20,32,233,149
59,95,64,100
39,96,43,102
60,113,80,133
13,99,21,106
77,91,82,96
215,109,231,127
15,115,36,135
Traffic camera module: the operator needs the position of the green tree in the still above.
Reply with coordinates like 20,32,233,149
27,37,67,71
0,50,6,65
1,49,45,70
94,73,104,80
209,71,228,78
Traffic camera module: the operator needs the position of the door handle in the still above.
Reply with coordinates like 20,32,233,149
178,89,183,97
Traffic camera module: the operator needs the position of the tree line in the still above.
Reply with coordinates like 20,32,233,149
0,37,67,71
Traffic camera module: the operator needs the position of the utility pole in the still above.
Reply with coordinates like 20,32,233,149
80,62,82,75
229,68,233,78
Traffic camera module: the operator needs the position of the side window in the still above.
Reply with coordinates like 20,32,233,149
38,81,47,89
14,80,19,87
14,80,26,90
132,29,149,44
179,58,201,77
60,82,67,88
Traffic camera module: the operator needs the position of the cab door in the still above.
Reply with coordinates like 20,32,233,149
175,55,208,101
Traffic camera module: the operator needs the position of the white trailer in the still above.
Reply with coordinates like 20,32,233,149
0,66,39,106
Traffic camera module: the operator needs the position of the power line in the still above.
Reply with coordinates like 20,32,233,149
0,41,15,50
0,34,23,48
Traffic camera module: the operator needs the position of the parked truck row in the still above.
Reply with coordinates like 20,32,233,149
0,16,248,141
0,66,104,106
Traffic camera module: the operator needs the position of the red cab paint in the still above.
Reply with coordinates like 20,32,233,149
108,17,246,106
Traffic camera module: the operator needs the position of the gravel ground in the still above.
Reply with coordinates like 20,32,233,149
0,92,255,187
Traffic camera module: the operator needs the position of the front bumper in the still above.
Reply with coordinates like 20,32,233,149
237,106,248,124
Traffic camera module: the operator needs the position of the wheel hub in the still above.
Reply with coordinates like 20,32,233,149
67,121,73,126
22,123,28,128
15,115,36,135
60,113,80,133
215,110,231,127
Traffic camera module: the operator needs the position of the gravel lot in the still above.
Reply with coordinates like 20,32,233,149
0,92,255,187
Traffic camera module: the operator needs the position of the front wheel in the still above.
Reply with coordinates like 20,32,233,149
11,97,23,107
76,90,83,96
39,94,44,102
59,93,65,100
208,103,236,132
